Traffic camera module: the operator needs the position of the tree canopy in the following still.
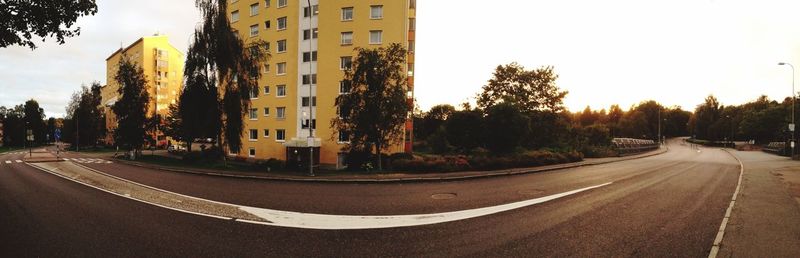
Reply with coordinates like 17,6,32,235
477,62,568,113
111,55,150,153
0,0,98,49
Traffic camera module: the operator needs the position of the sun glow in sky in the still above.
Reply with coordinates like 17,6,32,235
2,0,800,117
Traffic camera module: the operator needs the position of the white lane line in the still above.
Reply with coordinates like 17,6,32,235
708,150,744,258
4,161,10,164
240,182,613,230
15,160,22,163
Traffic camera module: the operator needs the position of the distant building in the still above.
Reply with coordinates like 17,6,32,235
228,0,417,168
101,34,184,146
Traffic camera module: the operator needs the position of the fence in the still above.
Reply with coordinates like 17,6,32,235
612,138,659,156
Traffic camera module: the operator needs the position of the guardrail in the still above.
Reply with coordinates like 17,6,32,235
763,142,788,156
612,138,659,156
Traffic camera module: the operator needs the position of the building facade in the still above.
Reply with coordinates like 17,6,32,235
229,0,416,168
101,35,185,146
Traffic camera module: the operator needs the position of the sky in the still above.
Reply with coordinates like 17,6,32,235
2,0,800,118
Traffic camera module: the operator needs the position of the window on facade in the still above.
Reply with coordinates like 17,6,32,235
408,63,414,76
409,18,416,31
264,20,270,29
277,0,287,8
276,62,287,75
277,39,287,53
303,5,318,17
338,131,350,142
276,129,286,141
339,80,351,94
263,64,270,73
303,28,318,40
302,51,318,62
302,74,317,85
277,17,287,30
276,85,286,96
264,0,270,7
250,3,259,16
249,129,258,140
302,96,317,107
263,107,270,116
231,10,240,22
341,7,354,21
249,147,256,157
302,119,317,129
276,107,286,119
410,0,416,9
370,5,383,19
249,108,258,119
250,87,259,98
408,40,415,53
263,129,270,137
263,85,270,94
341,32,353,45
369,30,382,44
340,56,352,70
249,24,259,37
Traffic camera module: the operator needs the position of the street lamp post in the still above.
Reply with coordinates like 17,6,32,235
779,62,795,158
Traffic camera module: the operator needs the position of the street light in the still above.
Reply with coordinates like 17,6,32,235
779,62,795,158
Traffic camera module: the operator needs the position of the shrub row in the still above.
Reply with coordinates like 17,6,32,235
391,150,583,173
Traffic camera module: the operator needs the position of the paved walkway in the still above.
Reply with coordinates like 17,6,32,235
81,148,668,182
718,150,800,257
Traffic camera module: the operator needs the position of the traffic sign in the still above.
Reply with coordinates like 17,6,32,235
790,123,796,132
54,128,61,141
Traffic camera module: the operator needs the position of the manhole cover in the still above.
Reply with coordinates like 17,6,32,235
431,193,457,200
518,189,545,196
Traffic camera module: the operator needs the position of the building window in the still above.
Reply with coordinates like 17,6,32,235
341,32,353,45
369,30,382,44
263,107,270,116
302,96,317,107
276,107,286,119
231,10,240,22
277,39,287,53
277,0,287,8
249,129,258,141
408,63,414,76
370,5,383,19
249,24,259,37
303,28,318,40
263,85,270,94
339,80,351,94
409,18,416,31
262,64,270,73
277,17,287,30
340,56,352,70
276,129,286,141
276,62,286,75
250,3,259,16
264,0,270,8
263,129,270,138
251,86,260,98
341,7,354,21
338,131,350,143
410,0,416,9
249,147,256,157
302,74,317,85
302,119,317,129
302,51,318,62
249,108,258,120
264,20,270,29
303,5,318,17
408,40,415,53
276,85,286,97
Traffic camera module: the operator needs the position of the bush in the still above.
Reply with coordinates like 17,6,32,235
580,145,618,158
253,158,285,172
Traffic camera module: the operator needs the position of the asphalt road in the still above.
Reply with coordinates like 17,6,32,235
1,141,739,257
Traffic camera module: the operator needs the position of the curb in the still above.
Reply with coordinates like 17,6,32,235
708,149,745,258
105,147,669,183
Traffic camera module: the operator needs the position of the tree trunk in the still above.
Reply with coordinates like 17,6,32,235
376,142,382,171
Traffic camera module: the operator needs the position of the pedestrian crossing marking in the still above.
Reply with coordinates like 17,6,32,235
63,157,113,164
4,161,10,164
15,160,22,163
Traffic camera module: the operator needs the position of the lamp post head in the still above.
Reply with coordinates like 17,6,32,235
779,62,788,66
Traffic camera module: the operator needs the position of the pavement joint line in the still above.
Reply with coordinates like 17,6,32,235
24,162,234,221
61,161,616,230
708,149,745,258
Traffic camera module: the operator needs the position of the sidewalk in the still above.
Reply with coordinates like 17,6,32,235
21,148,62,163
98,148,668,183
717,150,800,257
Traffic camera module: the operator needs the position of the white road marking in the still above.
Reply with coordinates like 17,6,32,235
15,160,22,163
4,161,10,164
240,182,613,230
708,150,744,258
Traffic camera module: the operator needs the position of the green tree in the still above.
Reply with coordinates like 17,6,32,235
180,0,268,155
445,109,485,151
112,55,150,157
0,0,98,49
694,95,723,141
418,104,455,140
333,43,410,171
484,102,530,153
23,99,46,145
66,82,106,147
477,62,568,113
164,102,184,143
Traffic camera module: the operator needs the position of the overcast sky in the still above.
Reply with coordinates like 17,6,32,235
2,0,800,118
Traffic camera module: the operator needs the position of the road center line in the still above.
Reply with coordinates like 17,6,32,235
239,182,613,230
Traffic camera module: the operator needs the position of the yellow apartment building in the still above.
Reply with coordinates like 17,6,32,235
101,34,184,146
229,0,416,168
